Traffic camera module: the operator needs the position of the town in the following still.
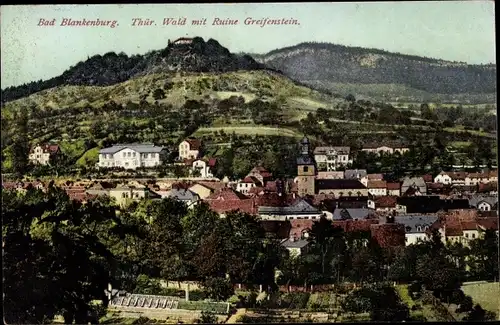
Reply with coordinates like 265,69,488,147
2,3,497,324
3,134,499,323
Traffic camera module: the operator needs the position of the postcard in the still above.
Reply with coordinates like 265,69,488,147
1,2,498,324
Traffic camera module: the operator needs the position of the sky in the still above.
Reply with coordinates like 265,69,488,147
1,2,496,88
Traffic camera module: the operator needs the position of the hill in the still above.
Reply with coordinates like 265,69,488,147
1,37,266,103
249,42,497,103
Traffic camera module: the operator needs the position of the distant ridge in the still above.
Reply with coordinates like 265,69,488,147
249,41,496,98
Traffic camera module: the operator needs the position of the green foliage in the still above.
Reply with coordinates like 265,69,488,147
199,310,218,323
202,277,234,301
2,185,140,324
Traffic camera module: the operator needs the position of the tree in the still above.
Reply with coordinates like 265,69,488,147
202,277,234,301
10,109,30,177
199,310,218,324
463,304,496,321
153,88,166,100
307,217,346,283
3,186,138,324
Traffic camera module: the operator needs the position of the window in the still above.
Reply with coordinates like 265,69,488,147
123,152,126,157
472,233,476,239
122,193,126,198
303,166,309,173
465,233,469,238
127,152,131,157
132,152,136,157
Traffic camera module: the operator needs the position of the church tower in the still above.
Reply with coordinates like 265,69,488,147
296,136,316,196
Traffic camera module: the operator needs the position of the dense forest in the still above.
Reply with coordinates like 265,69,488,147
251,42,496,95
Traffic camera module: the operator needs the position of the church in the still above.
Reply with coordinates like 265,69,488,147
296,137,368,197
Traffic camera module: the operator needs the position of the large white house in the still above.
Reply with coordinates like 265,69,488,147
29,144,61,165
98,144,167,170
313,146,352,171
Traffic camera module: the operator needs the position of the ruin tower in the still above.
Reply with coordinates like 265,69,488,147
296,136,316,196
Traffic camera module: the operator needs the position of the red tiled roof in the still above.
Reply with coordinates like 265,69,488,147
185,138,201,150
478,182,498,193
450,172,467,180
249,166,273,179
289,219,314,238
208,158,217,167
368,180,387,189
254,192,296,208
386,182,400,190
184,158,195,166
241,176,262,185
367,174,384,180
31,143,60,154
370,223,406,247
205,187,250,201
477,217,498,230
427,182,444,189
334,219,379,233
422,174,433,183
207,199,256,215
488,170,498,178
248,186,265,195
195,181,227,191
445,227,463,236
375,196,397,208
171,182,192,190
467,172,488,179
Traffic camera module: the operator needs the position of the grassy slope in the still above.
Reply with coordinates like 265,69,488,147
461,282,500,317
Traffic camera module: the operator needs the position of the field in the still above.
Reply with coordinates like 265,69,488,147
461,282,500,317
193,126,302,138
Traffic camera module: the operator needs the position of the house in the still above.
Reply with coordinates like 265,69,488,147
468,195,498,211
191,158,216,178
316,171,344,180
393,215,439,246
281,237,310,257
98,144,167,170
434,172,453,185
236,176,262,195
109,184,161,207
29,143,61,165
344,169,367,181
203,187,256,217
369,196,397,212
246,166,273,186
488,169,498,183
367,180,387,196
465,172,490,186
436,172,467,185
86,182,115,196
401,177,427,195
313,146,352,171
315,179,368,196
477,182,498,195
189,181,227,199
178,138,201,160
260,220,292,239
331,208,375,220
361,143,410,155
396,196,470,214
162,188,200,208
386,182,401,196
258,198,324,221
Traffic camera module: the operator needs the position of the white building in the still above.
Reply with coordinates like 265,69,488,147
29,144,60,165
313,146,352,171
98,144,167,170
191,158,216,178
236,176,262,195
434,172,452,185
179,139,201,160
393,215,439,246
367,180,387,196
